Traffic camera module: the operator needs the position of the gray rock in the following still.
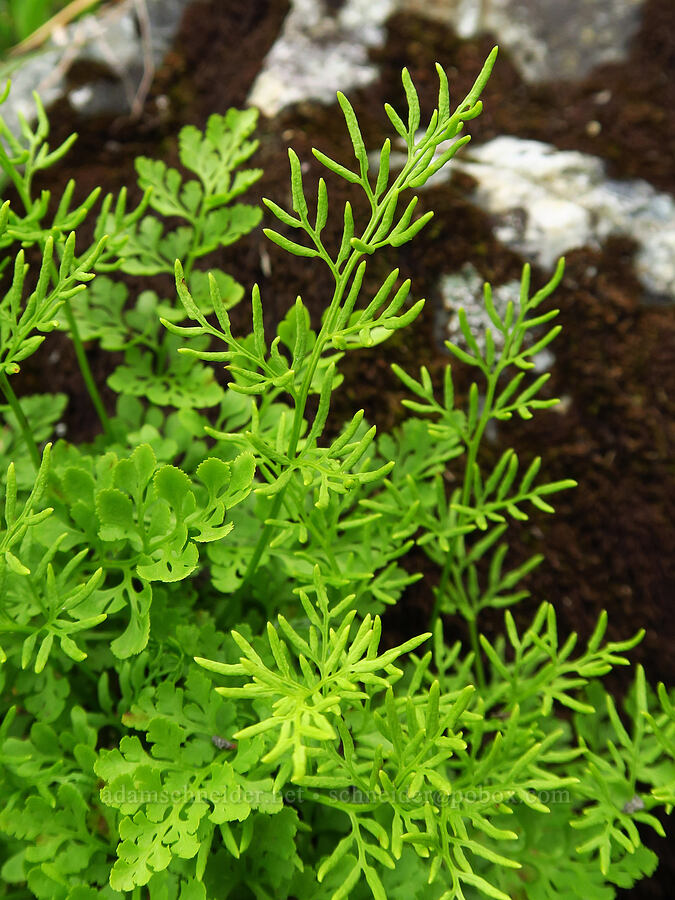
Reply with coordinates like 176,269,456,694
398,0,644,83
248,0,645,117
441,263,529,353
248,0,395,116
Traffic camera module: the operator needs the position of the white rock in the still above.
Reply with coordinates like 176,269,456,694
525,197,593,265
444,137,675,301
68,85,95,112
248,0,395,116
249,0,646,116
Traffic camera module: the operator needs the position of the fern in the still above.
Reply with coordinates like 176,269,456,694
0,52,671,900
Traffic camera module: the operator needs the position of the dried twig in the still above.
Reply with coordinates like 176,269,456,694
9,0,114,56
16,0,154,121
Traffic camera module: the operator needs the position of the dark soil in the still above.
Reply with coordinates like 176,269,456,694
7,0,674,894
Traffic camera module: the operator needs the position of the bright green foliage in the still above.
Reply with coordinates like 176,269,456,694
0,392,67,487
0,53,673,900
0,233,103,377
0,703,115,899
389,261,575,626
35,442,255,658
83,110,262,417
95,668,281,891
198,568,431,783
112,109,262,286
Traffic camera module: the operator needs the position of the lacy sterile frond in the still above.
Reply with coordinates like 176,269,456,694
95,668,283,892
117,110,262,292
30,443,256,659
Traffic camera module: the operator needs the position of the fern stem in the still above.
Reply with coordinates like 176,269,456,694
234,267,353,594
234,334,328,592
432,372,498,678
234,131,445,594
62,298,113,439
430,555,451,632
468,617,486,689
0,371,40,468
